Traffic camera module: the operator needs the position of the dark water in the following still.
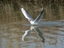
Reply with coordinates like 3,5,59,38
0,2,64,48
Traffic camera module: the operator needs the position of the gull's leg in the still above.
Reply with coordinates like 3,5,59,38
22,30,31,41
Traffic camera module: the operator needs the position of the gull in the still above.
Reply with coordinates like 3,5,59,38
21,8,44,42
21,8,44,25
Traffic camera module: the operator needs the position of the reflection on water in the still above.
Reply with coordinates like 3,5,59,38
0,2,64,48
24,21,64,26
0,21,64,48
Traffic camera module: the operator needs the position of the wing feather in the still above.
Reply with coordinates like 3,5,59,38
21,8,34,21
34,8,44,22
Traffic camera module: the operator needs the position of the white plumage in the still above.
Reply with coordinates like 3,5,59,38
21,8,44,25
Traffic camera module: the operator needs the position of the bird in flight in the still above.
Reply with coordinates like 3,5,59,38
21,8,44,25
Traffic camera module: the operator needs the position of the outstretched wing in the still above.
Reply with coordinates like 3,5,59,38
34,8,44,22
21,8,34,21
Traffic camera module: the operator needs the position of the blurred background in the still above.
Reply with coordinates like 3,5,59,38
0,0,64,48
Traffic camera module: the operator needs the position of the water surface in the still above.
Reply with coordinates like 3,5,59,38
0,2,64,48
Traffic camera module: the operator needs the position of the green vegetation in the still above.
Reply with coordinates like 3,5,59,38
0,0,64,24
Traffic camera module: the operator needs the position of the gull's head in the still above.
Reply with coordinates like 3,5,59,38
21,8,23,10
30,21,35,25
21,8,24,12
